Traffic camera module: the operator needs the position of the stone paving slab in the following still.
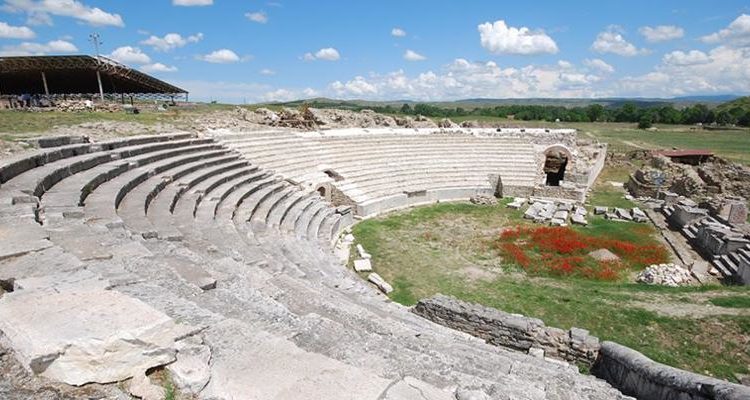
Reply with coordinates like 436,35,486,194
0,270,196,386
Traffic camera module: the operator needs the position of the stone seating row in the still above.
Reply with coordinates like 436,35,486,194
0,132,630,399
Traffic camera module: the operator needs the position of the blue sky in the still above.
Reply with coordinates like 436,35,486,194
1,0,750,103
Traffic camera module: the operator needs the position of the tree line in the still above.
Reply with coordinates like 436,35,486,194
358,102,750,128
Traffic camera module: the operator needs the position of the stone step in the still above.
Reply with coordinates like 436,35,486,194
0,133,194,185
1,136,205,206
307,206,334,240
82,145,226,229
250,185,298,226
266,191,309,229
712,256,735,278
317,212,340,243
150,159,249,218
232,181,289,235
118,152,237,240
40,142,222,225
275,192,322,233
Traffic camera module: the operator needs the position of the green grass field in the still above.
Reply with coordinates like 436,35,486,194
352,201,750,381
447,116,750,166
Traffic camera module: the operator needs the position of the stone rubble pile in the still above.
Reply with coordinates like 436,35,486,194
636,264,694,287
54,100,122,113
469,194,498,206
521,199,588,226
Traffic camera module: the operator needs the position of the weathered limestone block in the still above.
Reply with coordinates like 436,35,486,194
353,258,373,272
368,273,393,294
0,271,196,386
382,376,455,400
129,371,165,400
166,337,211,395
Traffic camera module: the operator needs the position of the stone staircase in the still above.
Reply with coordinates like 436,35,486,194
664,205,750,282
0,133,629,399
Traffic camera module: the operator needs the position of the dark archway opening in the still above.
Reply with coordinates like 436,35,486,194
317,187,327,197
544,151,568,186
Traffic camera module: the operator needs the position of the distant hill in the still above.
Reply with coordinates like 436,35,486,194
266,95,742,110
716,96,750,113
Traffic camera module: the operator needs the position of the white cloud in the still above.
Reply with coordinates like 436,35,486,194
591,28,647,56
140,32,203,51
391,27,406,37
259,68,276,75
701,14,750,47
331,76,378,96
0,39,76,56
0,21,35,38
172,0,212,6
200,48,241,64
617,45,750,96
478,20,558,55
141,63,178,73
662,50,710,66
304,47,340,61
583,58,614,73
326,58,607,101
302,87,318,97
245,11,267,23
403,49,426,61
3,0,124,27
638,25,684,42
108,46,151,65
261,88,296,102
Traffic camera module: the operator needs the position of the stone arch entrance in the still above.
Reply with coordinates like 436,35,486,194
317,186,327,197
543,145,573,187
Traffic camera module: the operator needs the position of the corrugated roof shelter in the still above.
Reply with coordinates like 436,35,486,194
0,55,187,100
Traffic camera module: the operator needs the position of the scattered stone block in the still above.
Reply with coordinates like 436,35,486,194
353,258,372,272
356,244,371,259
368,273,393,294
550,218,566,226
631,207,648,223
571,214,588,226
594,206,608,215
588,248,620,262
553,210,569,220
615,208,633,221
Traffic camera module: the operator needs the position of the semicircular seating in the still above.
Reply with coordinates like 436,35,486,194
215,129,540,216
0,132,627,399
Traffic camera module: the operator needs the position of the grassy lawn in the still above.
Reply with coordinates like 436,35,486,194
436,116,750,166
0,103,239,136
586,164,638,209
352,201,750,381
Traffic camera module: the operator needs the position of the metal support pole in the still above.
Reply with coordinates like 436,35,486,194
96,70,104,101
41,71,49,96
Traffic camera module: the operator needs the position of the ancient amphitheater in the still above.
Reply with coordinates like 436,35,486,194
0,127,742,399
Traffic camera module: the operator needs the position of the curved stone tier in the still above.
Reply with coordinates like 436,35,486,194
213,128,588,217
0,132,627,399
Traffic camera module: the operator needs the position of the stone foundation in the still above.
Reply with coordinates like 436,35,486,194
414,295,750,400
413,294,599,366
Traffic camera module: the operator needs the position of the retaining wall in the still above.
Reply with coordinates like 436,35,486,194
412,294,600,365
413,295,750,400
593,341,750,400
